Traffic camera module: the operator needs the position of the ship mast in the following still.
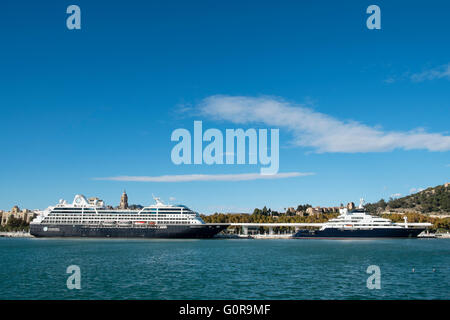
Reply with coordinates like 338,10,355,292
359,198,365,209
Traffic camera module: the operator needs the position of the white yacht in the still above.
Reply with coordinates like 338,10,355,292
293,199,431,238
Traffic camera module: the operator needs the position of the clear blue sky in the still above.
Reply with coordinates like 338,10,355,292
1,0,449,213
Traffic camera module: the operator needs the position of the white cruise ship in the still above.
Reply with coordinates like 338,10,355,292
30,192,228,238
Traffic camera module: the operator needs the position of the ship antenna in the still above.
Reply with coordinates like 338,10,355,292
359,198,365,209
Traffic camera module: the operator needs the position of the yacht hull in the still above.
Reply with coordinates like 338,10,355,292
292,228,425,239
30,223,229,239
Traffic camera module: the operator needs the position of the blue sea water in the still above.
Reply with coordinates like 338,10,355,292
0,238,449,300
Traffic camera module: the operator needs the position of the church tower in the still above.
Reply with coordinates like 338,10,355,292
119,190,128,209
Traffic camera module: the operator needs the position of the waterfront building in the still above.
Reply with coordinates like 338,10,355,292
295,211,305,217
1,206,37,226
119,190,128,209
306,207,322,216
286,207,296,215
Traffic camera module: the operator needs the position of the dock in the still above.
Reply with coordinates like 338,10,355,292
0,231,33,238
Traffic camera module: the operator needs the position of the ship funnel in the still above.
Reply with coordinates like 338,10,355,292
152,194,164,206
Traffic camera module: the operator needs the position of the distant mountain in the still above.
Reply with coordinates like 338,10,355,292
365,183,450,215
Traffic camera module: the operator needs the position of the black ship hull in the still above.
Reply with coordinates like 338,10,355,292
292,227,425,239
30,223,229,239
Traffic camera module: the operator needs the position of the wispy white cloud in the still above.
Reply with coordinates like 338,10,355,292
175,102,194,114
410,63,450,82
383,77,396,84
390,193,402,198
197,95,450,153
94,172,313,182
384,63,450,84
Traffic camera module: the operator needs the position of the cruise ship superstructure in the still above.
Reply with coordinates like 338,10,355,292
30,193,228,238
292,199,431,238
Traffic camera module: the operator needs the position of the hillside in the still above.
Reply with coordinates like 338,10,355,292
365,183,450,215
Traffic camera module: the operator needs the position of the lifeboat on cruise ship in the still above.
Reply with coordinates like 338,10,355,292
102,221,116,226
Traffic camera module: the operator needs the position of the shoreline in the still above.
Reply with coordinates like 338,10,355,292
1,231,449,239
0,231,33,238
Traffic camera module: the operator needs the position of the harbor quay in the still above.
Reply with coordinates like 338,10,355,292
0,231,33,238
217,223,324,237
3,227,449,239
